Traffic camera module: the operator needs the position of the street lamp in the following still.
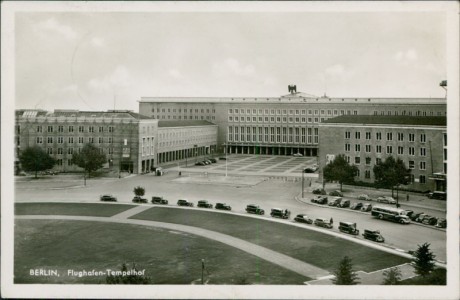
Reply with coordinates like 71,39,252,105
201,259,205,285
301,168,308,198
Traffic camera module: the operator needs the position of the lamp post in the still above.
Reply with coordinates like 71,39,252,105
201,259,205,285
301,168,308,198
225,144,228,177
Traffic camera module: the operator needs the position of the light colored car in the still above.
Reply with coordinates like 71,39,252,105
376,196,396,204
293,153,303,157
358,194,372,201
361,203,373,212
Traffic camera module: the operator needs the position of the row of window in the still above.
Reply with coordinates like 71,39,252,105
348,155,427,170
227,126,319,144
35,125,115,133
229,116,328,123
46,147,111,155
152,108,216,114
229,108,354,116
154,115,215,121
373,111,444,117
159,130,214,139
345,131,427,142
36,136,115,144
358,168,427,184
345,144,427,156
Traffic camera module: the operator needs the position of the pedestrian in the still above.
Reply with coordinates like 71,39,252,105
406,194,409,201
330,217,333,225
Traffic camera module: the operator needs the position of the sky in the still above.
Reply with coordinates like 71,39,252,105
14,11,447,112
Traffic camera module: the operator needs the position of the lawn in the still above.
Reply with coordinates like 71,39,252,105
132,207,410,272
15,202,135,217
15,219,309,284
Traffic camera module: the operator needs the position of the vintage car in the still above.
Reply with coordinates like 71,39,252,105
337,199,350,208
338,222,359,235
314,218,333,229
329,190,343,197
427,191,447,200
177,199,194,207
350,202,363,210
358,194,372,201
361,203,373,212
420,215,438,226
100,194,117,202
328,197,343,207
270,208,291,219
362,229,385,242
215,203,232,210
246,204,265,215
311,195,328,205
376,196,397,204
435,218,447,228
312,188,327,195
132,196,148,203
151,196,168,204
197,200,213,208
294,214,313,224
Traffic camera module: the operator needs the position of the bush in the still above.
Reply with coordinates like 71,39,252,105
399,268,446,285
133,186,145,197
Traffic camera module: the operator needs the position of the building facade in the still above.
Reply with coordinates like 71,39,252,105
15,110,219,174
15,109,157,174
139,92,446,156
318,116,447,192
156,120,218,165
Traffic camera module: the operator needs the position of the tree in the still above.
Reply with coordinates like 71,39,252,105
72,143,106,177
19,146,55,178
382,267,402,285
412,242,436,277
373,156,410,197
323,154,359,191
133,186,145,197
106,262,151,284
332,256,360,285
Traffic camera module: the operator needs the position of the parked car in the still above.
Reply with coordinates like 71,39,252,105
311,195,328,205
409,212,424,221
151,196,168,204
215,203,231,210
362,229,385,242
328,197,343,207
219,157,227,160
209,158,217,163
314,218,333,229
361,203,373,212
197,200,213,208
246,204,265,215
195,161,206,166
358,194,372,201
312,188,327,195
203,160,211,165
177,199,194,207
420,215,438,226
329,190,343,197
132,196,147,203
338,222,359,235
338,199,350,208
350,202,363,210
304,167,316,173
403,210,414,218
100,194,117,202
294,214,313,224
376,196,397,204
435,218,447,228
270,208,291,219
293,153,303,157
427,191,447,200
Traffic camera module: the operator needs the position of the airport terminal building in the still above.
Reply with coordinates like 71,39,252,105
139,92,446,157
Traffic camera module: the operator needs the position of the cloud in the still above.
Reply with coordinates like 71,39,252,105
168,69,183,80
90,37,105,47
36,18,77,40
394,49,418,65
212,58,256,77
87,65,131,92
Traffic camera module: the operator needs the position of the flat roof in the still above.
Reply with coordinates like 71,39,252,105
158,120,216,127
140,96,446,105
16,109,152,120
321,115,446,126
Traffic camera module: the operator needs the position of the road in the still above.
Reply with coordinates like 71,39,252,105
15,170,446,263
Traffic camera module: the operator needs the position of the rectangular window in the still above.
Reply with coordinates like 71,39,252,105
99,126,104,133
409,133,415,142
58,126,64,133
89,137,94,143
68,148,73,155
345,144,350,152
387,132,393,141
409,147,415,156
47,137,53,144
376,132,382,140
99,137,103,143
365,132,371,140
79,137,84,144
420,148,426,156
89,126,94,133
366,157,371,165
57,148,63,154
398,146,404,155
47,126,53,133
301,128,306,143
355,157,360,164
79,126,84,133
397,132,404,141
420,133,426,143
264,127,269,142
47,148,53,154
68,126,74,133
57,137,64,144
420,161,426,170
307,128,312,144
258,127,262,141
365,170,371,179
419,175,426,184
247,127,251,142
409,161,415,169
37,126,42,133
376,157,382,165
355,132,360,139
314,128,319,144
228,127,233,141
355,144,361,152
386,145,393,154
365,145,371,152
345,131,351,139
282,127,287,143
36,137,43,144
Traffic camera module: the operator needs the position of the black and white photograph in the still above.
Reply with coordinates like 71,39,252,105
1,1,459,299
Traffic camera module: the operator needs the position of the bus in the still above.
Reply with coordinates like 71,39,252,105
371,206,411,224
